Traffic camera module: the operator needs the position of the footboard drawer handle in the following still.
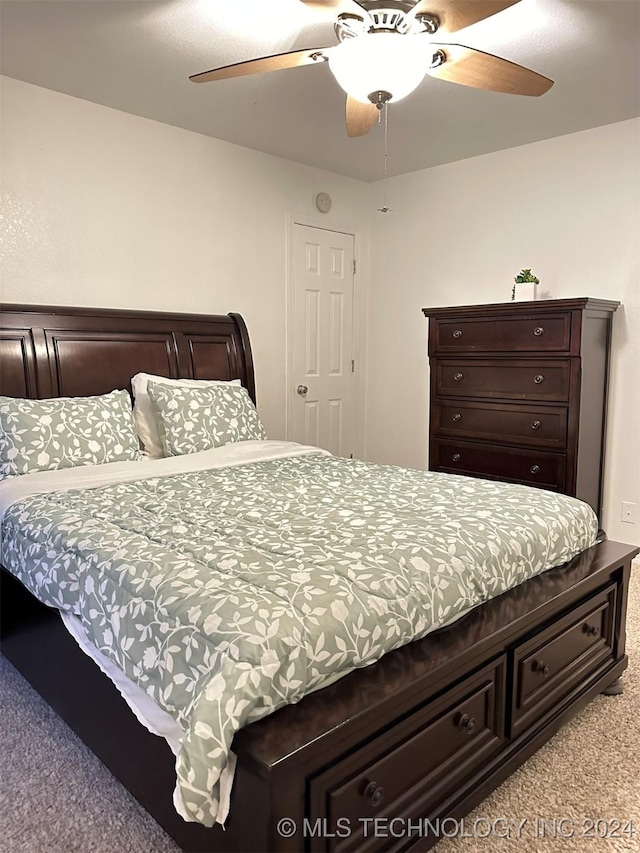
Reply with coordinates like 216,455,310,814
363,781,385,808
457,713,477,735
530,465,541,474
583,623,599,637
452,413,462,422
533,374,544,384
531,420,541,430
452,453,461,462
533,660,551,677
454,372,464,381
534,326,545,336
452,329,463,339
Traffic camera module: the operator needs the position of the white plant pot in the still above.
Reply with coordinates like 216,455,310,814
513,281,538,302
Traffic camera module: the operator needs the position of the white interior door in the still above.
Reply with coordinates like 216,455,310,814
289,223,355,456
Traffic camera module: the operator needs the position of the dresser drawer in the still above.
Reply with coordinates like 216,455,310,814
432,313,572,354
431,439,566,490
510,585,616,736
432,400,569,449
435,359,572,402
309,659,505,853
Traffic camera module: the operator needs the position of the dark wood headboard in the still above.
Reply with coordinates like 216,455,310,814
0,304,256,402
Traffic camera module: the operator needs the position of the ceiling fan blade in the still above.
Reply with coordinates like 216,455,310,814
410,1,521,34
297,0,367,17
346,96,379,137
428,44,554,96
190,47,333,84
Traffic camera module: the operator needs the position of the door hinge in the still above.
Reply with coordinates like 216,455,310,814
351,359,355,373
353,259,357,275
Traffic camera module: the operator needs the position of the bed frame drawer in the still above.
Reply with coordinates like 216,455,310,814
309,658,505,853
432,313,572,354
510,584,617,737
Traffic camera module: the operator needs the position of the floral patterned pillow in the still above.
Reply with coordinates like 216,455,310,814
146,381,266,456
0,390,142,480
130,373,242,459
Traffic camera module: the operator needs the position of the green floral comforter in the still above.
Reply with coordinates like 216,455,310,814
0,450,597,825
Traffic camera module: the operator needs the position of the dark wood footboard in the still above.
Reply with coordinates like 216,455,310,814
2,539,637,852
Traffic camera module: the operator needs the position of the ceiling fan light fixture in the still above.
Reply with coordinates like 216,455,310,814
328,33,427,104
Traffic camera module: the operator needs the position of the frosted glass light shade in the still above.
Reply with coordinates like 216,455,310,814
329,34,428,104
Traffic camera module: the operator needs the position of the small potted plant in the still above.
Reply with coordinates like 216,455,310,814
512,269,540,302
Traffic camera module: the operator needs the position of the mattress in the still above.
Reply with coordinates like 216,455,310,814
0,440,598,826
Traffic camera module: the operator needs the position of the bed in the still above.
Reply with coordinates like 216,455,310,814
0,303,637,853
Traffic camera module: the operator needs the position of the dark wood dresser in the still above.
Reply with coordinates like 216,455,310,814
422,298,619,518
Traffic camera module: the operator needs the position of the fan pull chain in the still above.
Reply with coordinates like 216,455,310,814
378,103,393,214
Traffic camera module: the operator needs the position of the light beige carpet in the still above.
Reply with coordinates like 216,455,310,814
1,562,638,852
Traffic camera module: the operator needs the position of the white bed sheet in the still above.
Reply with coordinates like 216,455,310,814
59,609,239,824
0,440,329,521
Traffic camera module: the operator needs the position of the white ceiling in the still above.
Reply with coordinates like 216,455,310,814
1,0,639,181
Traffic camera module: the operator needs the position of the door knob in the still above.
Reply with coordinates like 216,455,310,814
296,384,308,396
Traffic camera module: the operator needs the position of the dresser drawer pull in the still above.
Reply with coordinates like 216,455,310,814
363,781,385,808
456,713,477,735
531,420,541,430
533,660,551,677
583,623,599,637
533,374,544,384
452,453,461,462
454,372,464,381
534,326,545,337
530,464,541,474
452,329,463,339
452,413,462,422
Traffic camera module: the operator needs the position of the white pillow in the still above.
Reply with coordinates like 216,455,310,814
131,373,241,458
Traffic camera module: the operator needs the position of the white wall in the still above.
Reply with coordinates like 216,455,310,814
0,76,370,447
2,77,637,543
365,118,640,544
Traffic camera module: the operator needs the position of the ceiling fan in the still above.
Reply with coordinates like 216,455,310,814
190,0,554,138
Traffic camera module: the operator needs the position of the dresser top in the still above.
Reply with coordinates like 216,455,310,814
422,297,620,319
